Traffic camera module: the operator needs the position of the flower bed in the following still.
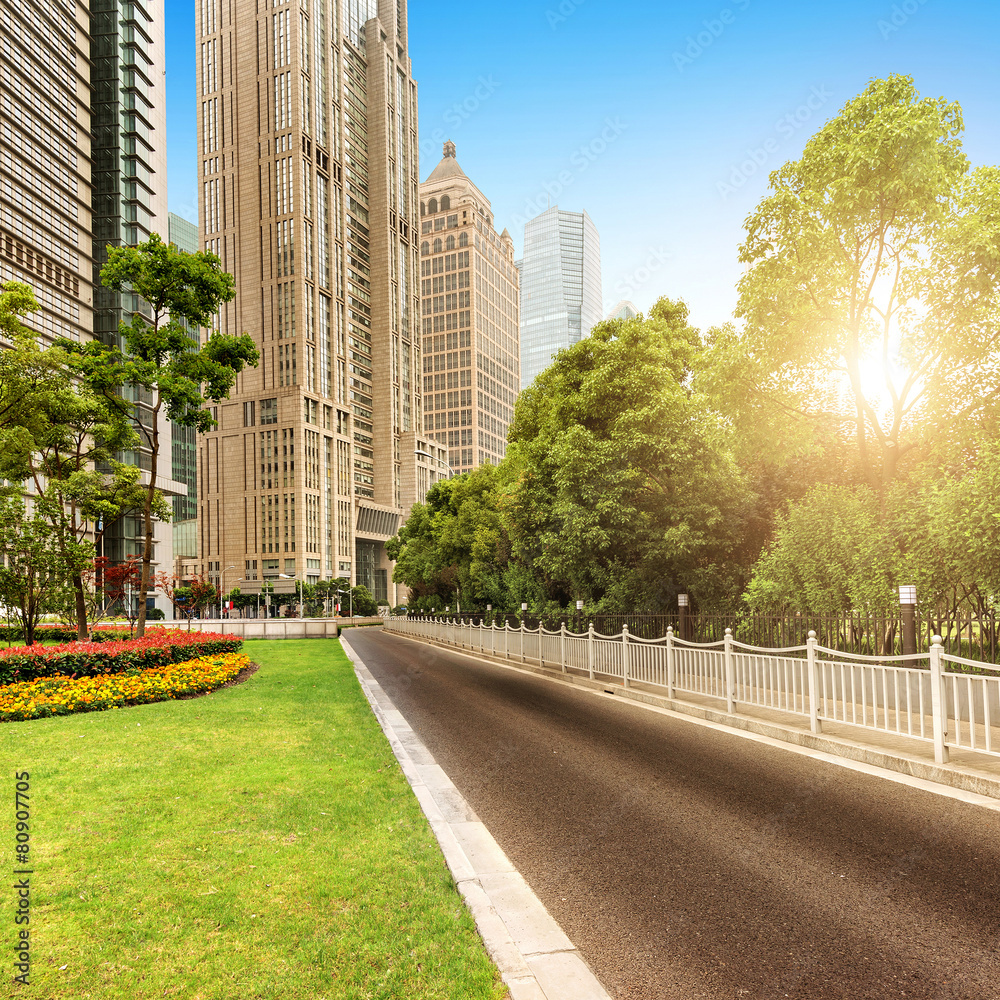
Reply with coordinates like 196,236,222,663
0,631,243,685
0,652,249,722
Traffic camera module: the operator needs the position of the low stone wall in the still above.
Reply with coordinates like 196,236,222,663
172,617,378,639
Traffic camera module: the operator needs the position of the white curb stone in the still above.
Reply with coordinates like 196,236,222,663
341,634,613,1000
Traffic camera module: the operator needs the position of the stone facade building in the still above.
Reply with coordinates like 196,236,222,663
195,0,443,606
419,142,519,472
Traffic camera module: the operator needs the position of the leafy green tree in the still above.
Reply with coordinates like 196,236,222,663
0,345,166,639
721,75,1000,491
505,299,751,612
67,234,258,638
0,498,75,646
350,585,378,617
388,464,511,610
744,484,902,615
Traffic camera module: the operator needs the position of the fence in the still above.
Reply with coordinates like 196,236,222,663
386,617,1000,766
417,610,1000,661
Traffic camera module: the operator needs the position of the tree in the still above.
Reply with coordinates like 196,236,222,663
387,464,511,610
504,299,751,612
0,345,165,640
0,499,74,646
724,75,1000,492
350,585,378,617
743,485,901,615
67,234,258,638
158,574,219,628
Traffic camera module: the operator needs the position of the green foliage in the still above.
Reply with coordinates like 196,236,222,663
350,585,378,617
744,485,902,613
0,498,75,646
506,299,752,612
67,234,258,637
722,74,1000,490
388,463,511,609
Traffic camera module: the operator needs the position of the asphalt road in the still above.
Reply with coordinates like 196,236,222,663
346,628,1000,1000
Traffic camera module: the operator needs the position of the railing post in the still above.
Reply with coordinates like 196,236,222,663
622,624,630,688
724,627,735,714
807,629,822,734
930,634,949,764
666,626,674,699
490,619,495,658
588,622,595,680
560,622,566,673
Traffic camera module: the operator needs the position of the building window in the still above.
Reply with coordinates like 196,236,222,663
260,398,278,424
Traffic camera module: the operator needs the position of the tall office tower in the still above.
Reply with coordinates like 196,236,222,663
197,0,436,606
605,299,638,322
1,0,176,615
518,206,601,390
419,143,519,472
91,0,175,615
168,213,200,577
0,1,94,347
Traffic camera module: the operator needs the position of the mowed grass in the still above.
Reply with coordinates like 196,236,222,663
1,639,508,999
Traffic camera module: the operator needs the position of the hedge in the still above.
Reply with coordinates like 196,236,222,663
0,631,243,685
0,624,133,644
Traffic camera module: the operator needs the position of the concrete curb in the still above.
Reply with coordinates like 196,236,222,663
385,630,1000,803
340,634,612,1000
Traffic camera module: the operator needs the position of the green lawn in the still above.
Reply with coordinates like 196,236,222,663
2,639,508,999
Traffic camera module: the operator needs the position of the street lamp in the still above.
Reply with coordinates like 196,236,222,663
336,575,353,618
218,564,237,618
678,593,690,641
278,573,303,619
899,585,917,658
415,449,455,480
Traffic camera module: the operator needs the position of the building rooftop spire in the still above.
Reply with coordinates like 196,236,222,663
443,140,456,158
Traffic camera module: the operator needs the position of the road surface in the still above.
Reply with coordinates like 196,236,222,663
346,628,1000,1000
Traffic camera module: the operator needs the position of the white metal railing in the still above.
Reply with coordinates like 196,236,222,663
384,617,1000,765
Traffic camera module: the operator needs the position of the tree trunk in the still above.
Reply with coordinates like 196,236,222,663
73,572,88,641
135,412,159,640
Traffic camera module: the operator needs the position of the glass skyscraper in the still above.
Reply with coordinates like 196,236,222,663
517,206,601,389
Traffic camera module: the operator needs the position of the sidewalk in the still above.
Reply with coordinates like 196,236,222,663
387,628,1000,802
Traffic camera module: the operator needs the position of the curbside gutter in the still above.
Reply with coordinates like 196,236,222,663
340,634,613,1000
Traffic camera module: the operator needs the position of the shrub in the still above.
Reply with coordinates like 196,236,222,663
0,630,242,685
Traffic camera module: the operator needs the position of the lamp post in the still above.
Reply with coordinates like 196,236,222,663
576,599,584,634
337,575,352,618
218,564,237,618
415,449,455,480
678,593,690,641
899,585,917,659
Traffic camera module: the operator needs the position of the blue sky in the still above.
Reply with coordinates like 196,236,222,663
166,0,1000,330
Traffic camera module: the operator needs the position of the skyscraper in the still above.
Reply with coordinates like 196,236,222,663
168,212,200,575
1,1,94,348
517,206,601,390
196,0,436,606
419,142,519,472
1,0,177,616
